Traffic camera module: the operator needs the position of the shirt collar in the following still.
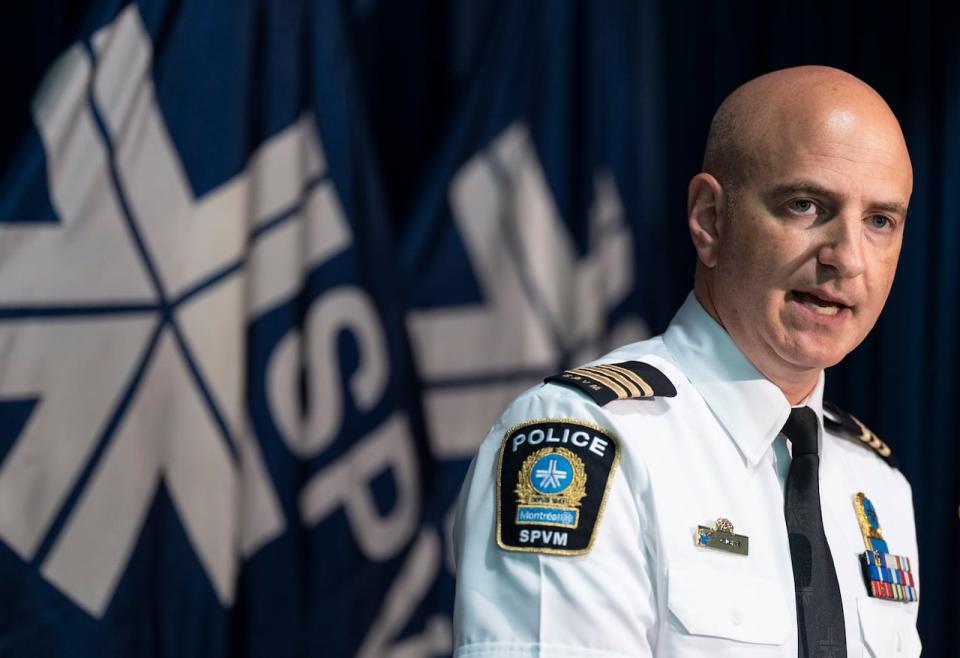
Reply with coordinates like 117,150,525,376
661,292,826,467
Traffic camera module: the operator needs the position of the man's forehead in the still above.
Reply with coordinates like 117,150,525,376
741,105,914,202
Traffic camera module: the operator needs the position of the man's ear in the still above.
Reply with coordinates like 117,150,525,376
687,172,726,268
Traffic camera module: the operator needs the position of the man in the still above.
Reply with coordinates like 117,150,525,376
452,66,920,657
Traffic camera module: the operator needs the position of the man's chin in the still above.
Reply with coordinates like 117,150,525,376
779,341,851,372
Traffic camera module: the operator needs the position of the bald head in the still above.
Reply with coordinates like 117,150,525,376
702,66,912,194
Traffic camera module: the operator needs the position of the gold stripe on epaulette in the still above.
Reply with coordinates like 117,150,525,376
852,416,892,458
577,366,632,399
568,367,628,399
560,370,610,394
587,365,642,398
598,363,655,398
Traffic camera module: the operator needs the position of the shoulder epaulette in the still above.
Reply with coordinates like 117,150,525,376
823,401,898,469
544,360,676,406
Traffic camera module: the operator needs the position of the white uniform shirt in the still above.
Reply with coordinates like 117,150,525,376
453,293,920,657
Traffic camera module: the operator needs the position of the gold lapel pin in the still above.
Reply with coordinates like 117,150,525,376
695,517,749,556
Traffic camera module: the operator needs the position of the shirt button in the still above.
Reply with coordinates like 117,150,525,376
731,610,742,626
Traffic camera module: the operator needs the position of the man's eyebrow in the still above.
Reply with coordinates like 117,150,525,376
767,180,838,200
766,180,908,215
871,200,909,215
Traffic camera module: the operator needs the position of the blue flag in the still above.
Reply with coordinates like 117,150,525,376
0,2,650,656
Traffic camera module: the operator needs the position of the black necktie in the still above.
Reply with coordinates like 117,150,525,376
782,407,847,658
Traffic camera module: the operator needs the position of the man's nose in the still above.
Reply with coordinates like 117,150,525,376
817,215,866,278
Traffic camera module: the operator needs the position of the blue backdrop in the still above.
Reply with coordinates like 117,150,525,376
0,1,956,656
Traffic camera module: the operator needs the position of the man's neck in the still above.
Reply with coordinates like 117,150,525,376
777,377,819,406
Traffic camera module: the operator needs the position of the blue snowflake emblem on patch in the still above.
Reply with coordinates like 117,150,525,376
531,454,574,494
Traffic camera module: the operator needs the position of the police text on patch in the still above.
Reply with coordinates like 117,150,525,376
510,426,610,457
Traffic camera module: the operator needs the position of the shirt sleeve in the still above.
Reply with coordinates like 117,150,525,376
452,385,660,658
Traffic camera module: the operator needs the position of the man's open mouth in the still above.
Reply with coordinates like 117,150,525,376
791,291,850,317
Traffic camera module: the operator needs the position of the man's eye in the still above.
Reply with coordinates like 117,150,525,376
868,215,892,230
788,199,818,215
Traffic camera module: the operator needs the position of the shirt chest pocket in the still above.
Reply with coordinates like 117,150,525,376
665,562,790,655
857,598,921,658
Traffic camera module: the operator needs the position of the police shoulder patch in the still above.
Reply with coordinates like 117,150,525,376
544,360,676,406
823,401,899,469
496,419,620,555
